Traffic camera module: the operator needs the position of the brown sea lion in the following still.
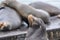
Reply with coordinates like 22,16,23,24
25,15,48,40
2,0,50,24
29,2,60,16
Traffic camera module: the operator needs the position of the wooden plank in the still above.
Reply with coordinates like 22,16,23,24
0,30,27,38
46,16,60,31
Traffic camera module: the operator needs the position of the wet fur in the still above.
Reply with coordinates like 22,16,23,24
0,6,22,30
29,2,60,16
2,0,50,24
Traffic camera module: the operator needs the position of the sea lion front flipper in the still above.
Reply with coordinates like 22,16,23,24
0,22,11,30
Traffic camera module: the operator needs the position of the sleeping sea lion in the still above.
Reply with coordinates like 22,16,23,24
2,0,50,24
29,2,60,16
25,15,48,40
0,5,22,30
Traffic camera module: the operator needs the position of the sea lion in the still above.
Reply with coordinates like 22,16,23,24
29,2,60,16
0,5,22,30
25,15,48,40
2,0,50,24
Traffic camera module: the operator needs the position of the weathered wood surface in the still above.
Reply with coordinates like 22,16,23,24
0,16,59,38
0,30,27,38
46,16,60,31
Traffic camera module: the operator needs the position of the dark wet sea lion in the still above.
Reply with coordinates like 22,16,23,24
0,6,22,30
29,2,60,16
25,15,48,40
2,0,50,24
